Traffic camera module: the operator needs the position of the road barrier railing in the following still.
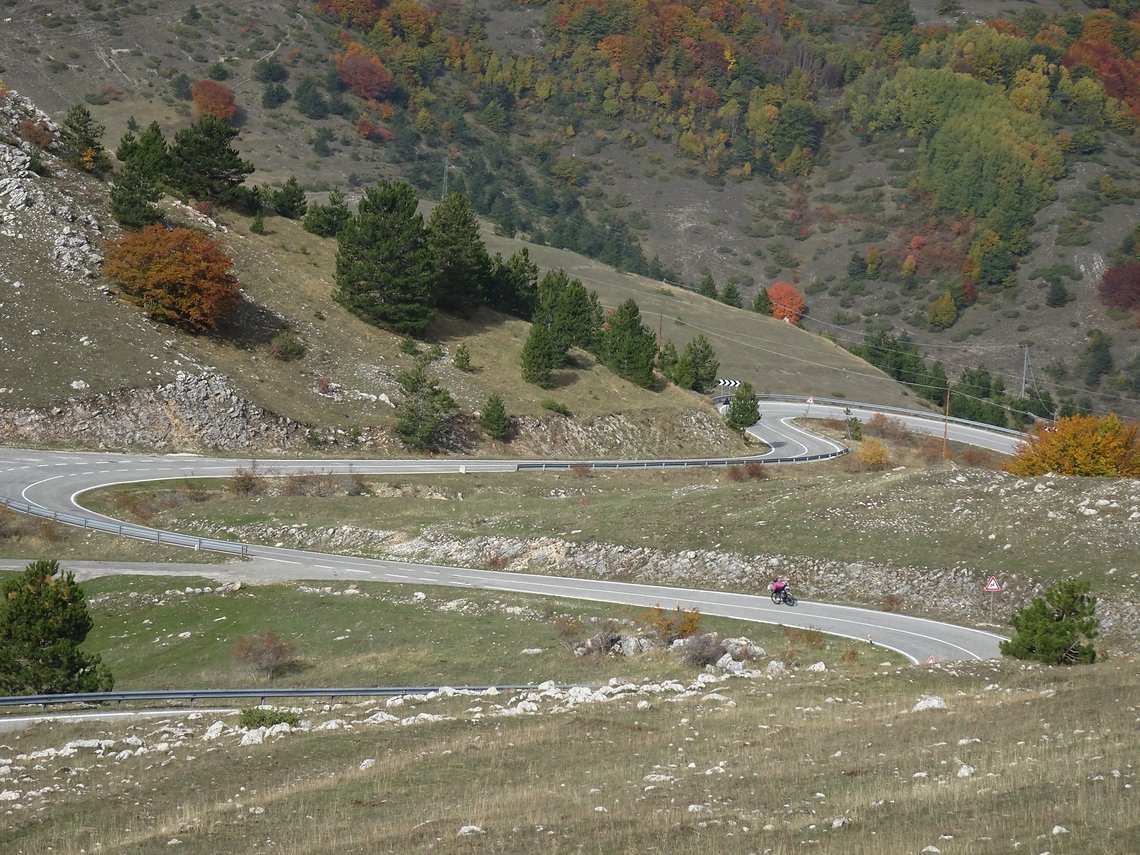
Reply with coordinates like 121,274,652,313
0,685,569,711
711,393,1028,437
0,496,248,558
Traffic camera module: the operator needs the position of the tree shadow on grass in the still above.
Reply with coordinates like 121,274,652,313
211,295,289,348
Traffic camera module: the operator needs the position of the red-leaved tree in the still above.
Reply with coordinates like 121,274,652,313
336,42,393,101
767,281,805,323
316,0,382,28
191,79,238,122
1098,261,1140,311
103,225,240,332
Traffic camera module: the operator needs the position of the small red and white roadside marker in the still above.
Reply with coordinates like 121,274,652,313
926,654,936,664
984,576,1002,592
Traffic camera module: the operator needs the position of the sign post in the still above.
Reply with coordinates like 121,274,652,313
984,576,1002,624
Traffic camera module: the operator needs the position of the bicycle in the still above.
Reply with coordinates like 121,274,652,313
771,588,797,606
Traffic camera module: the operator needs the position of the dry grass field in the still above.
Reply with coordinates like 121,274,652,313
0,576,1135,855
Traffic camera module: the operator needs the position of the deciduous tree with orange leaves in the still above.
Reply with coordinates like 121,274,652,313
103,225,240,333
336,42,393,101
767,281,805,323
1004,414,1140,478
191,79,238,122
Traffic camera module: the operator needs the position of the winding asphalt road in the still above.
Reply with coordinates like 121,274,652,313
0,402,1018,663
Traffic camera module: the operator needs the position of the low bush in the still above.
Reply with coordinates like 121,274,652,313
239,707,301,729
541,399,571,416
230,466,265,496
678,632,726,667
642,604,701,644
233,630,297,680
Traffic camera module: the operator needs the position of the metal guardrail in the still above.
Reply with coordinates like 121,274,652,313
711,392,1028,437
0,496,248,558
516,449,848,471
0,685,565,711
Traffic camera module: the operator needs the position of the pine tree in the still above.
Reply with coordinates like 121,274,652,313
109,162,163,229
1045,279,1071,307
697,274,718,298
0,560,114,695
294,76,329,119
1078,330,1113,387
520,322,558,387
167,116,254,204
601,299,658,389
486,247,539,319
334,179,436,337
453,343,472,372
427,192,490,316
725,381,760,430
719,281,743,307
303,187,351,237
57,104,111,175
1000,581,1098,664
534,269,599,362
271,176,308,219
480,393,510,440
657,340,680,380
394,357,455,452
680,334,720,393
128,121,171,186
752,287,772,314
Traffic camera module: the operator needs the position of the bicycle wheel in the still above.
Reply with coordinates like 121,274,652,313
771,591,782,605
784,593,797,606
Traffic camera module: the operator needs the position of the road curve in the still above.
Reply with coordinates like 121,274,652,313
0,442,1008,663
747,398,1024,456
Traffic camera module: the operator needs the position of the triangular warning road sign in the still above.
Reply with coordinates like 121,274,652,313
926,655,936,664
984,576,1002,592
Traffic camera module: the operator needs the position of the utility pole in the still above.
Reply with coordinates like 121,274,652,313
442,152,449,198
1019,344,1029,398
942,388,951,459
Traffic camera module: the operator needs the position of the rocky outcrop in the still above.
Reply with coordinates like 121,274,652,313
0,371,367,452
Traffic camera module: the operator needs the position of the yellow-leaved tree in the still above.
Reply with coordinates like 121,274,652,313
1004,414,1140,477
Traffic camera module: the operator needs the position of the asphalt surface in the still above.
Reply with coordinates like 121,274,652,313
0,412,1014,662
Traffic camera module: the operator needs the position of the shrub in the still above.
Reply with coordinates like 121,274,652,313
724,464,745,481
642,604,701,644
17,119,55,148
678,632,726,667
191,79,237,122
268,329,305,361
552,615,584,650
881,593,903,613
568,462,591,478
239,707,300,729
866,413,910,442
230,466,265,496
541,399,571,416
103,225,239,333
233,631,297,680
1004,414,1139,477
785,626,825,649
744,460,769,479
398,336,419,355
856,438,890,470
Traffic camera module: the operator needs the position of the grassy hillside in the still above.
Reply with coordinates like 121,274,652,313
0,576,1135,854
0,145,921,440
0,0,1137,420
